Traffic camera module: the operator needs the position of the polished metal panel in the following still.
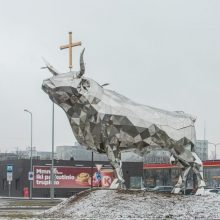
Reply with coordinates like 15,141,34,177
42,49,205,195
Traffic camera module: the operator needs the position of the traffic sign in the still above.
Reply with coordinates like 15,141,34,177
28,171,34,181
95,164,103,171
95,171,102,181
7,172,13,181
7,164,13,173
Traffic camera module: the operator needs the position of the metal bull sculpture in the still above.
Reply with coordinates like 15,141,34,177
42,48,205,195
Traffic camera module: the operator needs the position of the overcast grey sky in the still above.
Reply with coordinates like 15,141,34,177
0,0,220,156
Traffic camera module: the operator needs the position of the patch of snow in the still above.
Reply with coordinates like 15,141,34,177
43,189,220,219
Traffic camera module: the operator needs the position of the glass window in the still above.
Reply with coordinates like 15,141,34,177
130,176,142,189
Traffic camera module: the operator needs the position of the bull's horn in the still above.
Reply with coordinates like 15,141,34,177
78,48,85,78
41,57,61,76
101,83,110,87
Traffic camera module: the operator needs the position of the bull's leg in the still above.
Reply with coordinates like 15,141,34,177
170,153,191,194
105,144,125,188
191,152,205,195
172,166,191,194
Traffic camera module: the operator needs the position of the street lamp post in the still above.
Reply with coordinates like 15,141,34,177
208,142,220,160
24,109,33,199
51,102,55,200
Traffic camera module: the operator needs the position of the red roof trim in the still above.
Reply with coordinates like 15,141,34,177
203,161,220,166
143,164,178,169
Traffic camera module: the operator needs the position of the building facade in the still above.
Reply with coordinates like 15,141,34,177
0,159,143,197
143,161,220,189
56,144,108,161
195,140,208,161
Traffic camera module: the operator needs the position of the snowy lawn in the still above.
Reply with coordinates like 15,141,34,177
42,189,220,219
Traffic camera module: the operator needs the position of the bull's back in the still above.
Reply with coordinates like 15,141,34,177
95,89,195,129
92,89,196,144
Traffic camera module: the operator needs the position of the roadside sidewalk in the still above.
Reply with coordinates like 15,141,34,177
0,196,65,200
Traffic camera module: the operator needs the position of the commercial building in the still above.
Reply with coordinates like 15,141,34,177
195,140,208,161
56,144,107,161
0,153,18,161
0,158,142,197
143,160,220,188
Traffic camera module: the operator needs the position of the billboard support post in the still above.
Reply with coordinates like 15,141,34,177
91,151,94,189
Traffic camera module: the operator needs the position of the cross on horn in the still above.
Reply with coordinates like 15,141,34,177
60,32,82,71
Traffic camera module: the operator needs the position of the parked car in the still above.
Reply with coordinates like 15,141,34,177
182,187,194,195
205,189,220,194
147,186,173,193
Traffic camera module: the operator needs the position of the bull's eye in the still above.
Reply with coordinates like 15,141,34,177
83,80,90,88
82,79,90,90
77,79,90,92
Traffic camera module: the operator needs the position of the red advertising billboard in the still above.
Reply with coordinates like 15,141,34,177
33,166,115,188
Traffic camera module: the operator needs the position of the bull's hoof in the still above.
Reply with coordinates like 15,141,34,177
110,178,120,189
195,187,205,196
120,183,126,190
171,187,181,194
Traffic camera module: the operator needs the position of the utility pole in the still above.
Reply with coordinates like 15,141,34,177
50,102,55,200
24,109,33,199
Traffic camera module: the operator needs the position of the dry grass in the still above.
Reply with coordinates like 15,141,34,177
9,199,61,207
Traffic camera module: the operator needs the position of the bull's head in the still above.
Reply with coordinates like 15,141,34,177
42,49,91,106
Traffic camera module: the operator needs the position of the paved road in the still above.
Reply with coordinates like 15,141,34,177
0,197,62,219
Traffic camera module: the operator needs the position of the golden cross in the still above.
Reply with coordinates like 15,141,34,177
60,32,82,71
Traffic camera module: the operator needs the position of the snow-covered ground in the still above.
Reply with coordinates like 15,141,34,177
42,189,220,219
